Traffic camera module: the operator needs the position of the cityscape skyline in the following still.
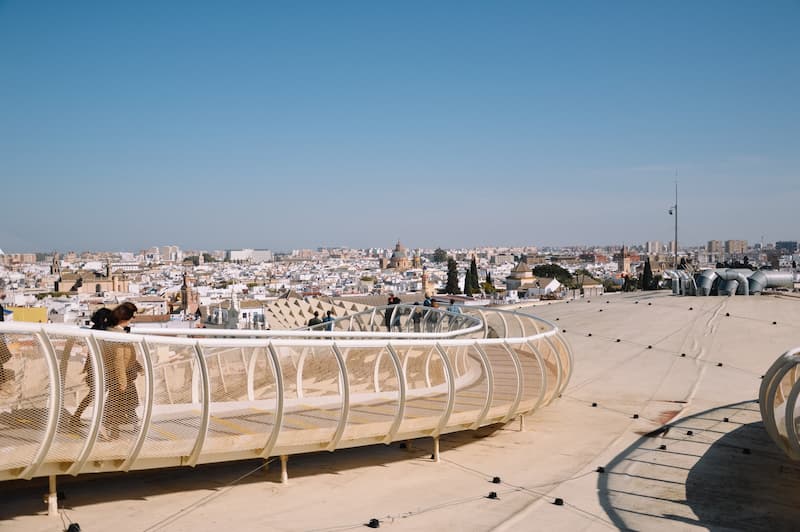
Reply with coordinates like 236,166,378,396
1,2,798,252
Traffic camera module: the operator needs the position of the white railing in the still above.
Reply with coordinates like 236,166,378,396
0,306,571,482
759,348,800,460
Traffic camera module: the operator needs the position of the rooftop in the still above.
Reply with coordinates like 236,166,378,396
3,291,800,530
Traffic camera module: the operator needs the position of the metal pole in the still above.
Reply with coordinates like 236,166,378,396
674,180,678,270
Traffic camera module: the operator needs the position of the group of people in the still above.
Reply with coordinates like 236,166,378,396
70,301,142,440
303,293,462,334
307,310,335,331
391,293,462,333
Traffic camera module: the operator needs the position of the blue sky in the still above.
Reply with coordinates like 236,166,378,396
1,1,798,253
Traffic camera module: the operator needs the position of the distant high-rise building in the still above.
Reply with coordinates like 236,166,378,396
159,245,181,262
227,249,273,263
615,246,631,274
707,240,722,254
646,241,661,255
725,240,747,255
776,241,798,254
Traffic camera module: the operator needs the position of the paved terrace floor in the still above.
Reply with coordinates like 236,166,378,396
3,291,800,531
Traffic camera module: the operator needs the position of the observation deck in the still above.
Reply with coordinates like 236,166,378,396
0,304,571,484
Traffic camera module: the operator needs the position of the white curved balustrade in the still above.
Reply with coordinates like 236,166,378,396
759,348,800,460
0,306,571,481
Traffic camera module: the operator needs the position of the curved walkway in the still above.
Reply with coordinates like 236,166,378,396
0,305,571,482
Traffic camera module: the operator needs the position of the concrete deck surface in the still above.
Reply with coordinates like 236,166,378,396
2,291,800,531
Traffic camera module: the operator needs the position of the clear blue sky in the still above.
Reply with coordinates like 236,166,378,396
1,1,798,253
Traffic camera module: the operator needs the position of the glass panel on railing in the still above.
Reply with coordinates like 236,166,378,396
0,332,49,471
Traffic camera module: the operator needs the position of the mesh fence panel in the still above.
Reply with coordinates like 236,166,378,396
200,345,274,456
340,346,399,443
515,342,545,410
92,337,145,460
481,344,518,418
138,341,200,460
275,345,342,451
394,345,446,435
0,333,49,470
440,345,486,427
529,337,559,405
45,334,94,464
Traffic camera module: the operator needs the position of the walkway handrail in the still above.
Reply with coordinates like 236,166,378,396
0,306,571,482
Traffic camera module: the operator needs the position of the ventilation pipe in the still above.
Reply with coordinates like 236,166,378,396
696,270,718,296
664,271,680,295
748,271,794,294
677,271,697,296
715,269,749,296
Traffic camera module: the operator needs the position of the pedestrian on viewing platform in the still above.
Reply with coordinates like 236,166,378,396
322,310,334,331
308,311,322,328
412,302,423,333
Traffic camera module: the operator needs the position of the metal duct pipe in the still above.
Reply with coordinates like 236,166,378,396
678,271,697,296
695,270,718,296
748,270,794,295
664,270,681,295
716,269,749,296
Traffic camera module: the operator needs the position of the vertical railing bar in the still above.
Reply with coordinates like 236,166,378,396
326,343,350,451
383,344,407,444
246,346,259,401
525,340,549,414
260,342,285,458
296,348,307,399
373,349,384,393
543,336,564,403
470,344,494,430
783,377,800,460
122,338,155,471
500,343,525,422
68,334,106,476
433,343,456,437
186,342,211,467
21,330,63,480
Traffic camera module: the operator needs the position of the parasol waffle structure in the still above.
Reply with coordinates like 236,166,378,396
0,305,571,485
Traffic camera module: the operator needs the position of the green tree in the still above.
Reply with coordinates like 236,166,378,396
445,258,462,294
532,264,573,287
469,257,480,292
483,271,495,293
184,255,200,267
432,248,448,263
463,274,473,296
202,253,216,263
